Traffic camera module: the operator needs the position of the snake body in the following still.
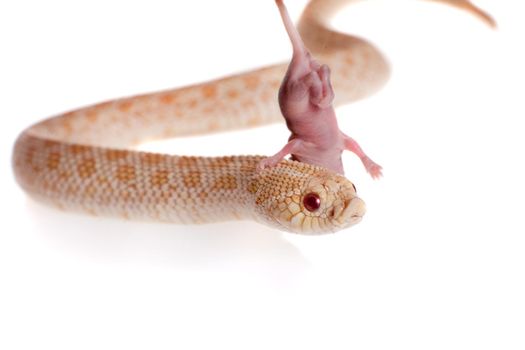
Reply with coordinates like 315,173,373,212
12,0,494,234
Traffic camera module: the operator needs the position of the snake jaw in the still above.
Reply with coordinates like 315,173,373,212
334,197,366,229
322,178,366,232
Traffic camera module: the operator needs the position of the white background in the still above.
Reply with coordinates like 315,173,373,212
1,1,524,349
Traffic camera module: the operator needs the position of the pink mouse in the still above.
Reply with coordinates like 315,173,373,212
259,0,382,178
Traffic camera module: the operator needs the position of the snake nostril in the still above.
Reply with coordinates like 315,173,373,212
352,183,356,193
328,208,335,218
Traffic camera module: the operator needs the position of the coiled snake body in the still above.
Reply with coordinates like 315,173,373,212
12,0,494,234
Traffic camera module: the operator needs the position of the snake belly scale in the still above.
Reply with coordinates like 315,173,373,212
11,0,494,234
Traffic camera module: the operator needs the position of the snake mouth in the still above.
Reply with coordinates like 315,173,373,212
335,196,366,229
349,213,364,225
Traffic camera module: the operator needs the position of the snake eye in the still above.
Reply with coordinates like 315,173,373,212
303,193,321,212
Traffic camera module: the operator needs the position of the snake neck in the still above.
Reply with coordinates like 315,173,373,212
13,132,266,224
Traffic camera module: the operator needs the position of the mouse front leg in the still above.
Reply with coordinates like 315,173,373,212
343,134,383,179
258,138,314,171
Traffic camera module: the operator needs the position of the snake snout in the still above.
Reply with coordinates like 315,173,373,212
339,197,366,227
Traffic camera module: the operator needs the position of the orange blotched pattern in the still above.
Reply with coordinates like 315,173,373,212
13,0,492,233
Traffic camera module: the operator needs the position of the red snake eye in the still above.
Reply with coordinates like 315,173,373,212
303,193,321,212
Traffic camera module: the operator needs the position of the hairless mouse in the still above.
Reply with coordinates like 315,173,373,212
258,0,382,178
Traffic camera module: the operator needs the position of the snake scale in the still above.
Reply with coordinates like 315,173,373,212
12,0,494,234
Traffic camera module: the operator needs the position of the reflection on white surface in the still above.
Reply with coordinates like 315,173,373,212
24,196,311,277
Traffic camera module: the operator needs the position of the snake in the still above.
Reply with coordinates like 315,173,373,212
12,0,494,234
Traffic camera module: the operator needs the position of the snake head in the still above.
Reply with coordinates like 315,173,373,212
254,162,365,234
